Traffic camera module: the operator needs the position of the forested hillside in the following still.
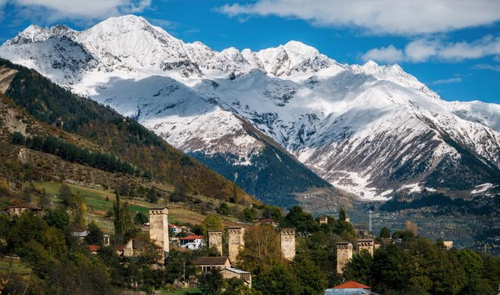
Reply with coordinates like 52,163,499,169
0,58,255,205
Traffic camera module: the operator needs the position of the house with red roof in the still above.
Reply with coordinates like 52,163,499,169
179,234,204,250
324,281,373,295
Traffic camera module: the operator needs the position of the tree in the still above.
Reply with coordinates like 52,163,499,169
292,254,328,295
339,207,347,221
256,263,299,295
242,207,257,223
283,206,319,235
344,250,374,286
147,187,159,204
58,184,73,208
113,192,136,243
134,212,148,225
85,222,104,246
379,227,391,239
239,225,282,274
201,214,223,237
198,268,223,295
21,187,32,203
218,202,229,216
43,209,70,231
405,220,418,236
38,188,51,209
118,180,130,196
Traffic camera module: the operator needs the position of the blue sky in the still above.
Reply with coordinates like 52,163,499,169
0,0,499,103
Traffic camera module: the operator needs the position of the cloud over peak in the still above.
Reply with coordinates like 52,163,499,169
362,36,500,63
219,0,500,36
4,0,151,23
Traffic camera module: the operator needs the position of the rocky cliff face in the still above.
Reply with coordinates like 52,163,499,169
1,15,499,202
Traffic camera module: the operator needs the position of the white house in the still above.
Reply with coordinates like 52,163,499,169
179,235,205,250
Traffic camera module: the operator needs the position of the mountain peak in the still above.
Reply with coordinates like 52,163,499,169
363,60,379,69
5,24,78,45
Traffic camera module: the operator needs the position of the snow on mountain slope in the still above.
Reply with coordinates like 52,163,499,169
1,14,500,201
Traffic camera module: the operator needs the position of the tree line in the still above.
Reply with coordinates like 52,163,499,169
10,132,143,177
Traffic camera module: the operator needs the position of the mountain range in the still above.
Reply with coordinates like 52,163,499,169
1,15,499,206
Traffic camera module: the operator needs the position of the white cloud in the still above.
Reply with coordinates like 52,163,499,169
473,64,500,72
362,35,500,63
6,0,151,22
362,45,405,63
218,0,500,36
430,77,462,85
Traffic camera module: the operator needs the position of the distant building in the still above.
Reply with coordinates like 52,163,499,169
7,204,41,217
196,257,252,288
72,230,88,242
196,256,231,273
221,267,252,289
325,281,372,295
319,216,329,225
87,245,100,254
169,224,183,235
443,241,453,250
103,234,111,246
180,235,205,250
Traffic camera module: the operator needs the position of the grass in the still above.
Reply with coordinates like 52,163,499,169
31,181,252,233
0,257,31,275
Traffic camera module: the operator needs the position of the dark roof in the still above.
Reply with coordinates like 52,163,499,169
8,203,41,210
333,281,371,289
196,256,230,266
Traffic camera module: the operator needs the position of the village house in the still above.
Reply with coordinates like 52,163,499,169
87,245,100,254
325,281,373,295
180,234,205,250
196,256,232,273
169,224,183,235
71,229,88,242
221,267,252,289
195,257,252,288
7,203,41,217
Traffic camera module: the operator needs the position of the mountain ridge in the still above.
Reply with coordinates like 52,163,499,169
1,14,499,204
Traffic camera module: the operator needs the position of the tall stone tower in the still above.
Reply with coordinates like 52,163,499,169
336,242,353,274
228,226,245,263
280,228,296,261
149,208,169,257
208,229,223,256
357,239,374,256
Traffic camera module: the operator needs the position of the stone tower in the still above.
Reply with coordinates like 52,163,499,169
149,208,169,256
280,228,296,261
208,229,223,256
228,226,245,263
357,239,374,256
336,242,353,274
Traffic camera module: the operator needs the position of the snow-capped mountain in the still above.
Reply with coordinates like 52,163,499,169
1,15,499,203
